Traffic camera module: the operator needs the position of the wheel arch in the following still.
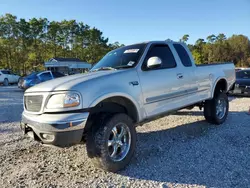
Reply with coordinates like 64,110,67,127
3,77,9,85
89,93,140,123
212,78,228,97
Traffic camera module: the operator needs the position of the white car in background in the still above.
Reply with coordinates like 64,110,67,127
0,70,20,86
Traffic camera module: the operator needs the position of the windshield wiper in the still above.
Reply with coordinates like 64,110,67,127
90,67,117,72
115,65,134,69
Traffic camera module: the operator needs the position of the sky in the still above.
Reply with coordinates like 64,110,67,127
0,0,249,45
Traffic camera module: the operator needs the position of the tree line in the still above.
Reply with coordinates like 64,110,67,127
180,34,250,67
0,14,123,75
0,14,249,75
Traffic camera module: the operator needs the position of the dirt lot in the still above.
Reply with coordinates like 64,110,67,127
0,86,250,188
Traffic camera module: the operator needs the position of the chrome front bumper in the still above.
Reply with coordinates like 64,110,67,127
21,111,89,147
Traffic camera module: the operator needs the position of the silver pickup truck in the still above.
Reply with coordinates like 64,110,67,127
21,40,235,172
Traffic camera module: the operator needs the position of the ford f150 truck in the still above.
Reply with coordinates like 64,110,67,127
21,40,235,172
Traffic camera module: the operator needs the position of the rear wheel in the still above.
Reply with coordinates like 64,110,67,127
204,92,229,125
3,78,9,86
86,113,136,172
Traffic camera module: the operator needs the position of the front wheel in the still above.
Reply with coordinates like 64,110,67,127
3,78,9,86
87,113,136,172
204,92,229,125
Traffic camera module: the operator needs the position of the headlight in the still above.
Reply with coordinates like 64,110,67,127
64,93,80,107
46,93,80,109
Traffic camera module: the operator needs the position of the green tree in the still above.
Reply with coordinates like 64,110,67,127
0,14,122,74
17,18,31,74
1,13,249,74
227,35,250,67
0,14,18,70
193,38,206,64
180,34,189,43
216,33,226,42
206,34,216,43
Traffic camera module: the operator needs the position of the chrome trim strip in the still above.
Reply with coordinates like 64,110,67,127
146,90,187,104
146,88,208,104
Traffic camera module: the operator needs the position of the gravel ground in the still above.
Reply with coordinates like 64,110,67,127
0,86,250,188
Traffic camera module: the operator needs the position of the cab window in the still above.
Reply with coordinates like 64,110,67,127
142,44,176,70
173,44,192,67
2,70,11,74
39,72,52,81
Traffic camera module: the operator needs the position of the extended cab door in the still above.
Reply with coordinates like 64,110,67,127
172,43,199,100
137,43,194,118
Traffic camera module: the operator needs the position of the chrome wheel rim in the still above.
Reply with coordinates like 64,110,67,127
107,123,131,162
216,98,227,119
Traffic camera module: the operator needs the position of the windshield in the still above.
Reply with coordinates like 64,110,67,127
91,43,146,70
236,70,250,79
25,72,38,79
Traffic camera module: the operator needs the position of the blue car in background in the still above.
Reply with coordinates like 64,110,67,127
18,71,65,90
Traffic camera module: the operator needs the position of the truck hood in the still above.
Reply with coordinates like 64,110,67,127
25,70,123,92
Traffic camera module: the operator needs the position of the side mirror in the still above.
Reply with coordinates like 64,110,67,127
147,57,162,69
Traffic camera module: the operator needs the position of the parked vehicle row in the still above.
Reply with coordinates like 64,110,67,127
0,69,20,86
230,69,250,96
20,40,235,172
18,71,65,90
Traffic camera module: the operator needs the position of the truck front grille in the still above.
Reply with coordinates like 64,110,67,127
25,95,43,112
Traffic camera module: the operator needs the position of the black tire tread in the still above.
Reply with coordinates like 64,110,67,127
3,78,9,86
86,113,136,172
203,92,229,125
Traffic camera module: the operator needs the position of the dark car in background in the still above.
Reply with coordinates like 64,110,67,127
230,69,250,96
18,71,65,90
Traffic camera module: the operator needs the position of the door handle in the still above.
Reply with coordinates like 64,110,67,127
177,73,183,79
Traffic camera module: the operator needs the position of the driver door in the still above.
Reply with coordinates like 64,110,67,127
9,71,18,83
138,44,187,118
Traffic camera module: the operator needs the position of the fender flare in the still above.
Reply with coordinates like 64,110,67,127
89,92,141,122
211,77,228,98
